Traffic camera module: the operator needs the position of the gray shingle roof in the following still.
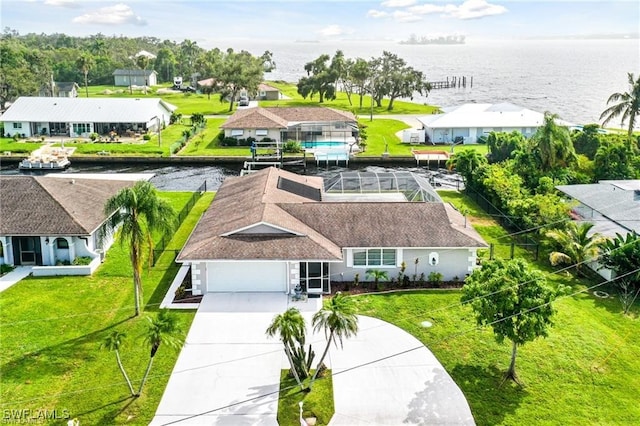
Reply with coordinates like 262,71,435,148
0,176,134,236
178,167,487,262
0,97,176,123
220,107,357,129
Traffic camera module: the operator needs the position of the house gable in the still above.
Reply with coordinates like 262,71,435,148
223,222,303,237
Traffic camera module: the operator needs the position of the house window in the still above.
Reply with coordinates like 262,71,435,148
231,129,244,136
73,123,90,134
353,249,396,267
13,123,22,129
256,129,268,136
56,238,69,249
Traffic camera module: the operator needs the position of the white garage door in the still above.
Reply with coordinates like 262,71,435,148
207,262,286,292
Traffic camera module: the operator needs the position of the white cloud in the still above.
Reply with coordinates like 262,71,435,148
316,24,354,37
367,9,389,19
392,10,423,22
72,3,147,26
44,0,81,8
447,0,507,20
409,4,449,16
381,0,417,8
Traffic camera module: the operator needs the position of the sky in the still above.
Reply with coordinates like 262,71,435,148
2,0,639,47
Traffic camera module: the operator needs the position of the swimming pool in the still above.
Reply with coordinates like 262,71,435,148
301,141,350,149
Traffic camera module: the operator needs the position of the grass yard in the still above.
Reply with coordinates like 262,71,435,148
176,118,252,156
350,190,639,425
264,81,440,115
277,370,334,426
0,191,215,425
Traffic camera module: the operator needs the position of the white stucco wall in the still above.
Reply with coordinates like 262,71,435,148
4,121,31,137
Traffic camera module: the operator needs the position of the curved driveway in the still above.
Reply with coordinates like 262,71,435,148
151,294,474,425
328,315,475,425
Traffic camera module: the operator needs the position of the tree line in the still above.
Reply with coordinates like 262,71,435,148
0,28,274,111
297,50,431,111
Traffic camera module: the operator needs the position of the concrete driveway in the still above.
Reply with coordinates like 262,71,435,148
328,315,475,425
151,293,320,425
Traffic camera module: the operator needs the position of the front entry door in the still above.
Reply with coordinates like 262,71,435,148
300,262,329,294
12,237,42,265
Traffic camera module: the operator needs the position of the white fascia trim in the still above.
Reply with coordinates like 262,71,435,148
221,221,304,237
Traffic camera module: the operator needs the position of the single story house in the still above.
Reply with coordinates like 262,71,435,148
177,167,487,295
417,102,574,144
0,175,137,276
256,83,281,100
556,180,640,279
39,82,80,98
113,69,158,87
0,97,176,138
134,50,157,60
220,106,358,143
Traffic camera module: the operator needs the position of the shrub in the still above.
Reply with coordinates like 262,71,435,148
12,133,20,141
72,256,92,265
142,133,152,141
89,132,99,141
283,140,302,153
0,264,14,275
174,284,186,299
428,271,443,286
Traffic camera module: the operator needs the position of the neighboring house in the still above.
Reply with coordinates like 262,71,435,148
0,175,137,276
0,96,176,138
134,50,157,60
39,82,80,98
417,102,574,144
177,167,487,295
556,180,640,279
255,83,281,100
220,106,358,143
113,69,158,87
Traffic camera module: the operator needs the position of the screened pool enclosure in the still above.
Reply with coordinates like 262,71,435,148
323,171,442,202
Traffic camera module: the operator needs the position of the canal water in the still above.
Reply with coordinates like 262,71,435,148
0,162,462,191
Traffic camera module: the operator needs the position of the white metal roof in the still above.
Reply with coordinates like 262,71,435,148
0,97,176,123
417,102,573,129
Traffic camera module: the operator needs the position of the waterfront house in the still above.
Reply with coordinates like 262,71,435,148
0,175,138,276
0,96,176,138
417,102,574,144
113,69,158,87
177,167,487,295
220,106,358,145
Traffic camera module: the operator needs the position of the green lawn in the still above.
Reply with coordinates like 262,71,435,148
351,191,639,425
265,81,440,115
277,370,334,426
0,191,215,425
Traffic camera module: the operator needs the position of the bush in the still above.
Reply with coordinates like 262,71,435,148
428,271,443,286
72,256,93,266
0,264,14,275
143,133,152,141
89,132,99,141
283,140,302,153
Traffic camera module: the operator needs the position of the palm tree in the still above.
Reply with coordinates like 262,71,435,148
104,181,176,316
366,268,389,290
531,112,576,172
545,222,605,277
136,55,150,95
446,149,487,184
310,292,359,384
101,330,136,396
76,52,95,98
138,309,183,395
600,72,640,139
266,307,307,391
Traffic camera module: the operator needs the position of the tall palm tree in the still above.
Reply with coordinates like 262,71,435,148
76,52,95,98
545,222,605,276
138,309,183,395
531,112,576,172
600,72,640,139
136,55,150,95
266,307,307,390
310,292,359,384
104,181,176,316
101,330,136,396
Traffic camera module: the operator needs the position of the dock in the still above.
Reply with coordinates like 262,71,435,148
428,76,472,89
412,150,450,168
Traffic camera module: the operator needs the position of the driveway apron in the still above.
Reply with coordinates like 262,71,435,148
151,293,291,425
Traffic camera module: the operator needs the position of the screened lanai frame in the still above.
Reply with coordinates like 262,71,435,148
323,171,442,202
280,121,359,143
